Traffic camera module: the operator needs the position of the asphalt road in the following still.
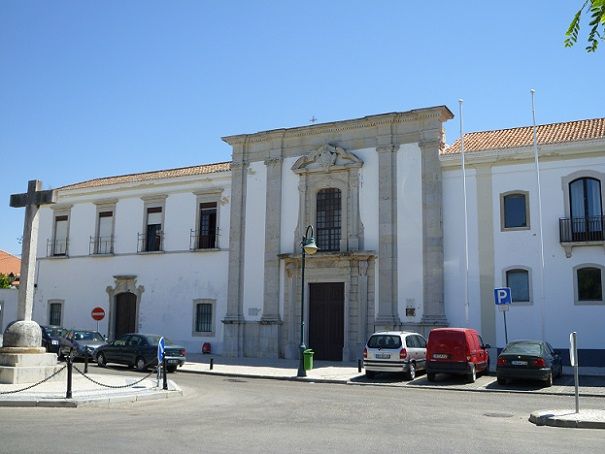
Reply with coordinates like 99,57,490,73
1,366,604,454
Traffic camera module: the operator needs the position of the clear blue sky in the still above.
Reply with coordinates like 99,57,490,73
1,1,603,257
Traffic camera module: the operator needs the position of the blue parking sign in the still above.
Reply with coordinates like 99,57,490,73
157,337,165,363
494,287,512,305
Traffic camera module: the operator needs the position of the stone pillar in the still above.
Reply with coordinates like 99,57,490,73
223,157,247,357
357,260,369,353
259,155,283,358
375,145,401,328
476,165,496,345
419,139,448,327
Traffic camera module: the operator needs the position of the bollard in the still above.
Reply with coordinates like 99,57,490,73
210,358,214,370
162,357,168,390
66,355,73,399
84,354,89,374
358,359,362,373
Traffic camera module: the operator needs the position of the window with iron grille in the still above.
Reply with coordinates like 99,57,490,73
195,302,213,333
49,302,62,326
316,188,341,251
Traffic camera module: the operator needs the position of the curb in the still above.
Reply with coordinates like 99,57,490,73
178,367,348,385
529,410,605,429
0,383,183,408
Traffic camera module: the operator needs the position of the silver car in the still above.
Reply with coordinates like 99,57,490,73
363,331,427,380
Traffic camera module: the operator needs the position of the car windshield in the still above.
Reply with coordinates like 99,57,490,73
144,335,174,346
44,327,65,337
74,331,104,342
503,341,542,356
367,335,402,349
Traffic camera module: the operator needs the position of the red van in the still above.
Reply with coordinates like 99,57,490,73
426,328,490,383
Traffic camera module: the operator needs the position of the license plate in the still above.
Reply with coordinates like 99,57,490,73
167,359,179,364
433,353,448,359
375,353,391,359
51,340,59,345
511,360,527,366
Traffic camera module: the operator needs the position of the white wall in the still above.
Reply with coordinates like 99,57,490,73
0,288,18,345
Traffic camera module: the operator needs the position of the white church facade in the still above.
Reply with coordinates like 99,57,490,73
29,107,605,368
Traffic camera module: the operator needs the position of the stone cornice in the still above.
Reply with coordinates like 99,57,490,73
222,106,453,146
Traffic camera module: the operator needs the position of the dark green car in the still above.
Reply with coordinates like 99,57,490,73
95,333,186,373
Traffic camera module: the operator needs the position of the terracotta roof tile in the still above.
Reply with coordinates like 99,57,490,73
60,161,232,190
444,118,605,155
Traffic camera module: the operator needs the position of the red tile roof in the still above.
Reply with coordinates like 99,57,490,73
60,162,232,190
0,250,21,276
444,118,605,155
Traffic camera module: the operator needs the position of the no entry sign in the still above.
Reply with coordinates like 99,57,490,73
91,307,105,321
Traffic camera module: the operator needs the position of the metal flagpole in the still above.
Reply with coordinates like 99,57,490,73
531,89,546,341
459,99,470,325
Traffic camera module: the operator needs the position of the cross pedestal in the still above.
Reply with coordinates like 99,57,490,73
0,180,63,384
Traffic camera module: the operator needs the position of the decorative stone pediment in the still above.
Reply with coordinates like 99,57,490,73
291,144,363,174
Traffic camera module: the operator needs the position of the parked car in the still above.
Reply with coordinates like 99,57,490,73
95,333,187,373
41,325,66,354
426,328,490,383
59,330,107,360
496,339,562,387
363,331,427,380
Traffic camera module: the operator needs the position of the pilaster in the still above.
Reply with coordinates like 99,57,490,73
419,139,448,327
375,144,401,327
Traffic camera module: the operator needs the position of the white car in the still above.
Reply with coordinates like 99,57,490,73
363,331,427,380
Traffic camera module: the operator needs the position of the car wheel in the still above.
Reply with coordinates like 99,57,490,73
135,357,147,372
497,376,507,385
427,372,436,382
544,372,553,387
166,365,177,373
96,352,107,368
405,363,416,381
365,370,376,379
466,365,476,383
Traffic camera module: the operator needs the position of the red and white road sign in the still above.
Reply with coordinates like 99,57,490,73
91,307,105,321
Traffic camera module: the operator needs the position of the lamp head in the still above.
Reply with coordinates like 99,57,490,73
303,237,318,255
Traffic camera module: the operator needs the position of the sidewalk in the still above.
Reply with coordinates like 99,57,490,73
0,366,182,407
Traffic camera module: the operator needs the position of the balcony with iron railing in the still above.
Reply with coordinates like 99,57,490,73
559,215,605,257
47,239,69,257
189,228,219,251
90,235,115,255
137,231,164,253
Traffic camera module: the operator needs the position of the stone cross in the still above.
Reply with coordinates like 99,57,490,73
9,180,57,321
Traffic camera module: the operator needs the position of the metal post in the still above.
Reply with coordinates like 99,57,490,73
66,355,73,399
358,359,362,373
162,356,168,391
210,358,214,370
503,311,508,344
297,246,307,378
84,354,89,374
572,331,579,413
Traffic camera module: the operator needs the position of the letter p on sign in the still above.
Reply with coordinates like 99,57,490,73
494,287,512,305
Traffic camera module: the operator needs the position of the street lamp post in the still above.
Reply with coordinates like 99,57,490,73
297,225,318,377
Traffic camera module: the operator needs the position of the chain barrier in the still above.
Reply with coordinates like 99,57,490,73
73,364,156,389
0,364,67,395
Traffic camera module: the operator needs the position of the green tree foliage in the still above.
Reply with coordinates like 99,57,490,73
0,273,14,289
565,0,605,52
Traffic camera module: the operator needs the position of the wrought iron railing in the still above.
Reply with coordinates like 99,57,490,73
189,228,219,250
137,231,164,253
89,235,114,255
559,216,605,242
47,239,68,257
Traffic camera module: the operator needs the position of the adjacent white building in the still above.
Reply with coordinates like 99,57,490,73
28,109,605,368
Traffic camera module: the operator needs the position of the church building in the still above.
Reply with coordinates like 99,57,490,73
30,107,605,368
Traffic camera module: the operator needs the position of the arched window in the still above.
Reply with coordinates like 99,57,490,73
569,177,603,241
577,267,603,302
505,268,530,303
316,188,341,251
